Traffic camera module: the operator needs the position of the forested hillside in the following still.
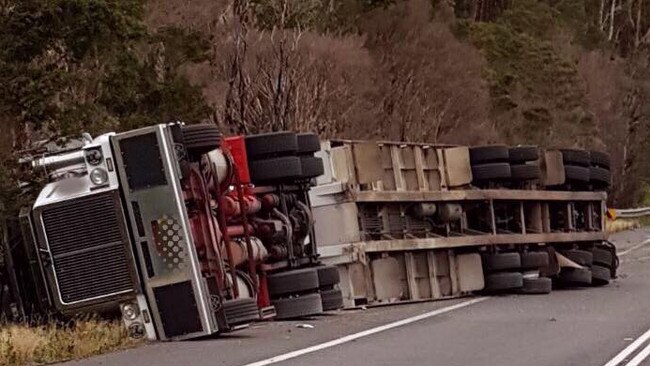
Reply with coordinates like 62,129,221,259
1,0,649,212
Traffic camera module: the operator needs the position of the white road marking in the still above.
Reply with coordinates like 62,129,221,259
624,341,650,366
619,238,650,256
621,255,650,264
241,297,488,366
603,326,650,366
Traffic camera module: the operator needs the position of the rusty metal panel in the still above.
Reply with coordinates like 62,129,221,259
443,147,472,188
352,142,383,185
337,262,370,307
413,252,431,299
312,202,361,247
422,147,442,191
330,146,356,184
400,147,419,191
379,144,396,191
542,150,566,186
456,253,484,292
371,255,407,301
404,252,432,300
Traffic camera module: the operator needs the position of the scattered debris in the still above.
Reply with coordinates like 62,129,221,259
296,324,314,329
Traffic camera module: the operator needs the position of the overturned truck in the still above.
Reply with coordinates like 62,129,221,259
2,123,341,340
1,124,616,340
311,141,615,306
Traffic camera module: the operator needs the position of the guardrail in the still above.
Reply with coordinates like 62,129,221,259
615,207,650,218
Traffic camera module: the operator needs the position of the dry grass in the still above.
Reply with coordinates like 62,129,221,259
606,218,642,233
0,318,140,366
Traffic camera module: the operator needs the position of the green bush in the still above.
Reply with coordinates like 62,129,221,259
0,0,212,217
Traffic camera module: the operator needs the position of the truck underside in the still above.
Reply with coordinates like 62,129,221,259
0,126,615,340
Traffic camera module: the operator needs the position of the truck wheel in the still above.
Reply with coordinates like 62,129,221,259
223,298,260,326
182,124,222,156
245,132,298,159
469,145,509,164
484,252,521,272
560,149,590,167
267,268,319,297
472,163,511,181
590,166,610,188
509,146,539,163
299,156,324,179
591,265,611,286
297,133,321,154
321,288,344,311
560,249,593,267
317,266,340,288
520,252,549,269
485,272,523,291
519,277,552,294
248,156,302,184
510,164,541,181
592,248,613,268
590,151,611,169
558,267,592,286
272,293,323,319
565,165,590,182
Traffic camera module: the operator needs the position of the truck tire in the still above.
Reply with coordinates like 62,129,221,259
560,249,593,267
565,165,590,182
590,166,610,187
560,149,590,167
317,266,340,288
558,267,592,286
248,156,302,183
519,277,552,294
485,272,523,291
590,151,611,169
510,164,541,181
297,133,321,154
509,146,539,163
320,288,344,311
472,163,511,181
245,132,298,159
592,248,613,268
299,156,324,179
469,145,509,164
267,268,320,297
520,252,549,269
223,298,260,326
182,124,222,156
272,293,323,319
591,265,611,286
484,252,521,272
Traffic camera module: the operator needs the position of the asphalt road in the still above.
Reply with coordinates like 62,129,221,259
64,228,650,366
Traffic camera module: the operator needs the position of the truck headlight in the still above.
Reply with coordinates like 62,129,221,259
85,148,103,166
128,323,145,339
89,168,108,185
121,303,140,321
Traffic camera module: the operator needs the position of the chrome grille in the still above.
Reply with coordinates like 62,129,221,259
41,192,134,304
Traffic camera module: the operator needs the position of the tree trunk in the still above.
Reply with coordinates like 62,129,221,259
635,0,643,48
609,0,617,41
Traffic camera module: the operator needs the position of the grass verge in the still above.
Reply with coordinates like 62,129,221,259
606,218,641,233
0,318,140,366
